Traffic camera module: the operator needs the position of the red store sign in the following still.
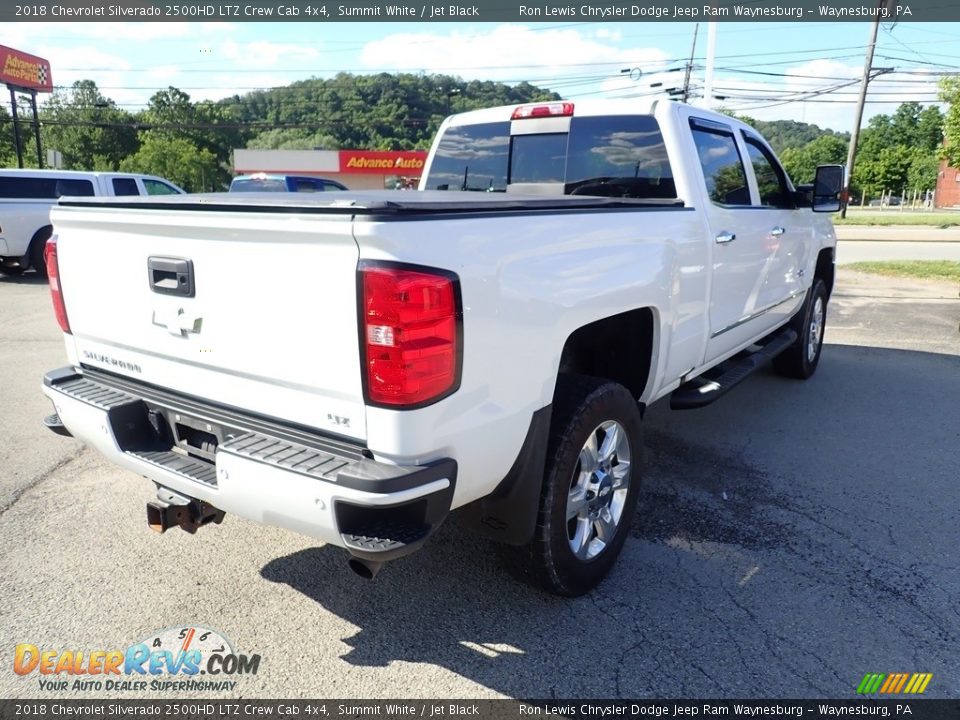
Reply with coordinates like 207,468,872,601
0,45,53,93
339,150,427,175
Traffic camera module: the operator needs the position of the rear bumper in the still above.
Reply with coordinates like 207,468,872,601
43,367,456,561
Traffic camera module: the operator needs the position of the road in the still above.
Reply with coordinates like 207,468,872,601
834,226,960,265
1,267,958,700
837,240,960,265
834,225,960,243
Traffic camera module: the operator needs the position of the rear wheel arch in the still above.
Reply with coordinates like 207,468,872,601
556,307,658,402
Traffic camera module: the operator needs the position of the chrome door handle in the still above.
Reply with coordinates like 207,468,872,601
715,231,736,244
770,226,786,237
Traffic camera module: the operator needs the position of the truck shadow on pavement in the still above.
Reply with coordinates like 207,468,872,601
260,344,960,698
0,272,47,285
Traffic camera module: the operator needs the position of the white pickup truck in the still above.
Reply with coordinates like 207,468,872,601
0,169,183,277
41,100,842,595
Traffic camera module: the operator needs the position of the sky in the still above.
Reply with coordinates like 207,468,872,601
2,20,958,134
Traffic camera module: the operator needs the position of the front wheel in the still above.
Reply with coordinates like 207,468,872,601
773,278,828,379
521,375,643,596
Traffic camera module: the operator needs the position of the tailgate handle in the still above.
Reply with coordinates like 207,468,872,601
148,256,195,297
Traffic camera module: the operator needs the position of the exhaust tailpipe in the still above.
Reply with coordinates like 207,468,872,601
348,557,383,580
147,499,225,534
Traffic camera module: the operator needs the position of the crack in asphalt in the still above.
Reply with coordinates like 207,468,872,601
777,503,957,642
628,424,956,695
0,447,86,517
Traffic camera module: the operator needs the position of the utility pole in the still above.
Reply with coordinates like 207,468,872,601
681,23,699,103
841,0,893,218
703,22,717,109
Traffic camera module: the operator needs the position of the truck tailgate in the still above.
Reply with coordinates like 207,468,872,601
51,203,366,441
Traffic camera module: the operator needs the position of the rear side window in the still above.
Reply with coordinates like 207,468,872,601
423,121,510,191
112,178,139,196
143,179,181,195
690,123,750,207
0,177,94,198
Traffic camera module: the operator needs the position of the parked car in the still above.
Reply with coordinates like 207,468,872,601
41,100,842,595
229,173,348,193
0,169,184,277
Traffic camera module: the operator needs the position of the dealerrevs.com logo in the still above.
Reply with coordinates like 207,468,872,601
13,625,261,693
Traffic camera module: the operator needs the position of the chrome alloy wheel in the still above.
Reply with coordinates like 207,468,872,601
807,295,825,363
565,420,632,561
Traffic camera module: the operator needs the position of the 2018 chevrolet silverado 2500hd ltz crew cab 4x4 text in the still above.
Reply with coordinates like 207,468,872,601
0,169,184,277
41,100,843,595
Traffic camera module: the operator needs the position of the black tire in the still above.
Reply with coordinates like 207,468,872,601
29,227,52,279
773,278,828,379
521,374,643,596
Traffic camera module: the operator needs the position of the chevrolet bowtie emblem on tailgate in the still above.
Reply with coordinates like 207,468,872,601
152,307,203,336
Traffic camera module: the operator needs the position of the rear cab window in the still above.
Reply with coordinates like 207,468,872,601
424,113,676,200
293,178,319,192
230,177,288,192
0,177,94,198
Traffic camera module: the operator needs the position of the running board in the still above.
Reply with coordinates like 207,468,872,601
670,329,799,410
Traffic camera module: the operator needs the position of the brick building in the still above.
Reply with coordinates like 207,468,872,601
935,160,960,208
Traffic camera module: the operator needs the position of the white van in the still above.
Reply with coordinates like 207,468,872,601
0,169,184,277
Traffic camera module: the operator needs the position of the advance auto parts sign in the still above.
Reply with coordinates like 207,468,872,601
0,45,53,93
339,150,426,174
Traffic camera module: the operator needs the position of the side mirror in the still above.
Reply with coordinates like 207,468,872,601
812,164,844,213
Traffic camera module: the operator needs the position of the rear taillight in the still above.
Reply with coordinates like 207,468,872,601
360,262,461,408
45,235,71,334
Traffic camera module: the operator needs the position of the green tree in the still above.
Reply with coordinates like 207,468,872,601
906,147,939,193
39,80,138,170
119,132,218,192
939,76,960,168
133,87,243,189
780,135,848,185
890,102,943,152
0,105,18,167
917,105,944,152
225,72,559,152
854,145,914,198
855,103,942,199
246,127,339,150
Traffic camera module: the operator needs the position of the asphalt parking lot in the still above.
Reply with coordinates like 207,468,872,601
1,266,958,700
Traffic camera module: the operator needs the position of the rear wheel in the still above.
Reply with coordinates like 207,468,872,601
29,227,52,279
521,375,643,596
773,278,828,379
